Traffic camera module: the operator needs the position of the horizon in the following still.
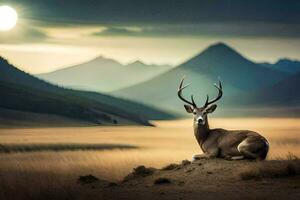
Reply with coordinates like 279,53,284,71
1,41,300,74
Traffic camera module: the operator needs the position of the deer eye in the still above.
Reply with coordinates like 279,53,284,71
193,111,197,115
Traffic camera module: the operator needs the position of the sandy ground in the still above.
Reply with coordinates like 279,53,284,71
87,159,300,200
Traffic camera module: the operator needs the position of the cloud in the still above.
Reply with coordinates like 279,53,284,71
3,0,299,40
92,23,300,38
6,0,300,25
93,27,143,37
2,0,300,43
0,26,48,43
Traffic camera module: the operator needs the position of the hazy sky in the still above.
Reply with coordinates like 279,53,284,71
0,0,300,73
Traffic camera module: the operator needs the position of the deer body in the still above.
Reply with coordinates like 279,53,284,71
193,121,269,160
178,78,269,160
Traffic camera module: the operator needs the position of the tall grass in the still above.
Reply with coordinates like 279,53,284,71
0,118,300,199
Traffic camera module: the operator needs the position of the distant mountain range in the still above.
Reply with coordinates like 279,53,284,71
226,70,300,117
3,42,299,122
236,71,300,106
261,59,300,74
0,57,174,126
112,43,295,116
37,57,172,92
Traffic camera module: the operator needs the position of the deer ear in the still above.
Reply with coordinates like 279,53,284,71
205,104,217,113
184,105,193,113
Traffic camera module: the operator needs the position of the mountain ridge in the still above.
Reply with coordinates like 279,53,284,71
112,42,290,115
127,60,171,68
0,56,174,126
177,42,287,90
37,56,172,92
261,58,300,74
235,71,300,106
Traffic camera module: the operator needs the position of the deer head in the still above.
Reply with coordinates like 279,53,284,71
177,77,223,125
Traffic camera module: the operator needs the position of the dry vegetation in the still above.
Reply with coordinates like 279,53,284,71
0,118,299,199
240,154,300,180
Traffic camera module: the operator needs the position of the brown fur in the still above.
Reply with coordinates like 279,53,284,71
178,78,269,160
193,117,269,160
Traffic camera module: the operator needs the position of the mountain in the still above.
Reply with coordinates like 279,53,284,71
112,43,288,115
237,71,300,106
127,60,171,69
0,57,174,126
226,71,300,117
37,56,171,92
261,58,300,74
178,43,287,91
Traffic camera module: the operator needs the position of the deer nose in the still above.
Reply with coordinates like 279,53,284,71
197,117,204,124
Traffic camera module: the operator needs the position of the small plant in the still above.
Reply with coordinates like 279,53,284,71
286,152,299,160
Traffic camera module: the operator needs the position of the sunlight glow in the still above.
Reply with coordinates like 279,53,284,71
0,6,18,31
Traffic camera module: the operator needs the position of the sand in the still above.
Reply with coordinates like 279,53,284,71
90,159,300,200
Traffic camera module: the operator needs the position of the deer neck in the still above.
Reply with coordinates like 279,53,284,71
193,116,210,148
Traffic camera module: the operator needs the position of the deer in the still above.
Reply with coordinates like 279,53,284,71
178,78,269,160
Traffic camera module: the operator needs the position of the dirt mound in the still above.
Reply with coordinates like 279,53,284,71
91,158,300,200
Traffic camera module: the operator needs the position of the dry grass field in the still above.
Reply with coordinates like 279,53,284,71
0,118,299,199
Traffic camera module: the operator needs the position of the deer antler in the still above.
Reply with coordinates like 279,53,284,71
177,78,197,107
204,80,223,108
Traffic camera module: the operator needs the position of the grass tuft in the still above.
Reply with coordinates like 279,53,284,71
286,152,299,160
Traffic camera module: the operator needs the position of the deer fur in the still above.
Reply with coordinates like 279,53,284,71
178,78,269,160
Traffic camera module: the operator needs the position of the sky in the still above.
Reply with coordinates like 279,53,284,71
0,0,300,73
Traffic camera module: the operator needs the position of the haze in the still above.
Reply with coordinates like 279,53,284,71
1,0,300,73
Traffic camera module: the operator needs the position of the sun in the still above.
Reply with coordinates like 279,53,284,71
0,6,18,31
